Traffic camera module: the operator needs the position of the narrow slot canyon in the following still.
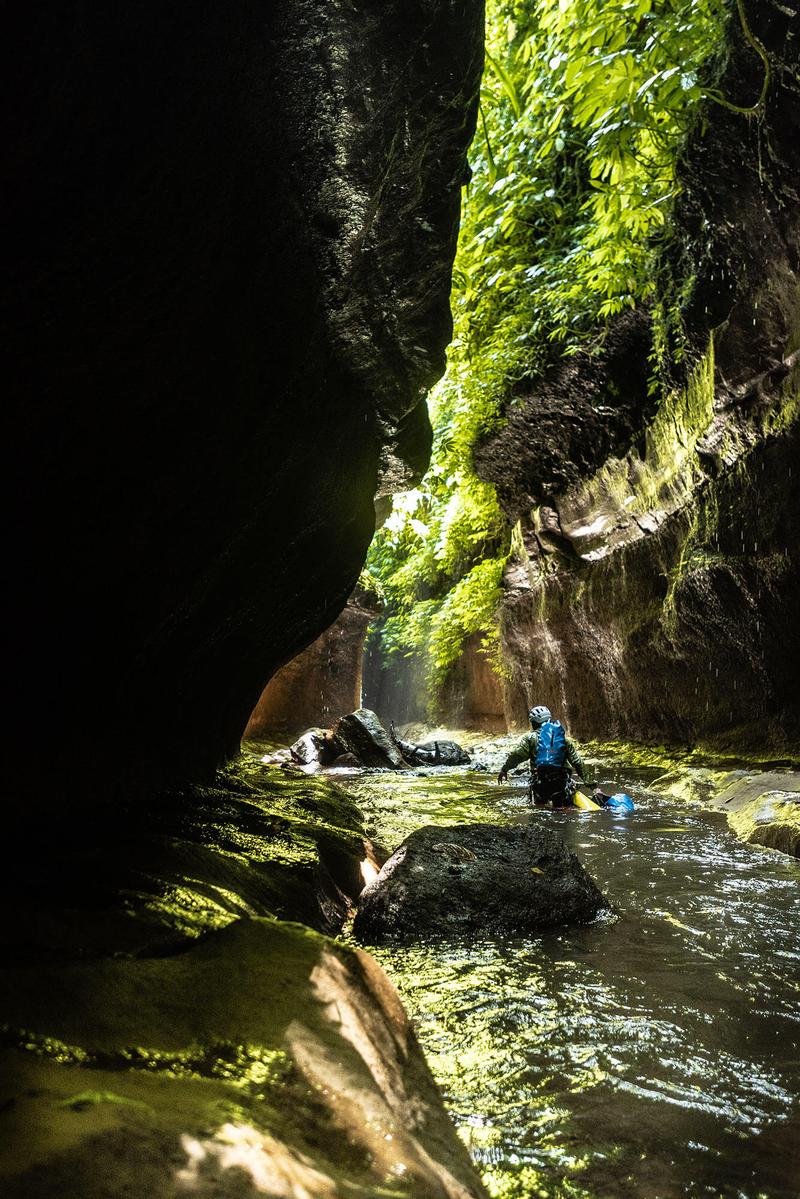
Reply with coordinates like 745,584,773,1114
2,3,799,1198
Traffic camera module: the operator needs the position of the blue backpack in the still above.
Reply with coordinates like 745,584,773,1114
535,720,567,767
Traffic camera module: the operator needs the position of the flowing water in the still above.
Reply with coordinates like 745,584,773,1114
347,749,800,1199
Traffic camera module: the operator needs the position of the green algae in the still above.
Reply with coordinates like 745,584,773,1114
0,917,484,1198
4,1025,294,1094
584,737,800,774
58,1090,153,1111
35,761,375,958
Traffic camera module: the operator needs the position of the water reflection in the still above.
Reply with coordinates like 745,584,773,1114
352,760,800,1198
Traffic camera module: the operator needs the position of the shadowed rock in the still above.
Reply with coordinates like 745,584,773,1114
2,0,483,811
331,708,408,769
354,823,609,942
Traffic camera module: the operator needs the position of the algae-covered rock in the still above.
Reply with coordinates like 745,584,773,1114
650,766,737,806
1,768,378,963
354,823,609,943
712,772,800,858
0,918,486,1198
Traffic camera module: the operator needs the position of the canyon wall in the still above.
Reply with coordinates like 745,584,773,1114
2,1,483,809
244,578,381,739
474,0,800,752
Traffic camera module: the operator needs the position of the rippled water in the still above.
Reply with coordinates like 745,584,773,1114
349,753,800,1199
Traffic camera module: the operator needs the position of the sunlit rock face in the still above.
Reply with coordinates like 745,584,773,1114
651,766,800,858
244,578,382,739
0,919,487,1199
475,2,800,750
2,1,482,807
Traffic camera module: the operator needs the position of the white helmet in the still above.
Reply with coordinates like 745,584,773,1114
529,705,552,727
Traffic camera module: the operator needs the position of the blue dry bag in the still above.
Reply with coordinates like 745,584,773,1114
535,720,567,767
606,792,635,814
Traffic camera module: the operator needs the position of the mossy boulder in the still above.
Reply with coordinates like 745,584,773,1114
2,766,378,963
0,918,486,1198
712,772,800,858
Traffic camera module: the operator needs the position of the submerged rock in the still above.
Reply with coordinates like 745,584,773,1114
354,823,609,942
0,918,486,1199
331,708,408,769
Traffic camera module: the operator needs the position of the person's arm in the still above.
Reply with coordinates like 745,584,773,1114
498,733,534,781
564,736,586,781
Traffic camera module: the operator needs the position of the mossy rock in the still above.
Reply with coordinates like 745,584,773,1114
4,767,376,963
712,773,800,858
0,917,485,1199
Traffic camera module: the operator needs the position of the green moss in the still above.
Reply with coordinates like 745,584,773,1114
367,0,729,708
638,341,715,509
0,919,477,1197
58,1091,153,1111
727,792,800,857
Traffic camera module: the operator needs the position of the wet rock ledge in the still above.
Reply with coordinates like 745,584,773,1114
0,919,485,1199
0,768,487,1199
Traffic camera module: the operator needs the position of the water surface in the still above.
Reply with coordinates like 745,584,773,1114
349,754,800,1198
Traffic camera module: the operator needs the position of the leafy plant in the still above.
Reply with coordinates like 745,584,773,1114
368,0,731,713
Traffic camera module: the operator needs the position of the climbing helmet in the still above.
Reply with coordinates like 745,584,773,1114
528,705,552,727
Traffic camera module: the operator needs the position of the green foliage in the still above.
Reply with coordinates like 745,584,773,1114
368,0,730,707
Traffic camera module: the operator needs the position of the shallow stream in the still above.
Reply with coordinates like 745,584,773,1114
347,749,800,1199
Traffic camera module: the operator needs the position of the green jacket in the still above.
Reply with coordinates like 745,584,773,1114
501,728,585,779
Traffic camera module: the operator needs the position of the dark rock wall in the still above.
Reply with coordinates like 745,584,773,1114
2,2,483,806
475,0,800,750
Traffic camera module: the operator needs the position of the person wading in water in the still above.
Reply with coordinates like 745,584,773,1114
497,705,586,808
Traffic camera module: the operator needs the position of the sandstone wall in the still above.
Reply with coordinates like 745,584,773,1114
244,586,381,738
439,633,509,731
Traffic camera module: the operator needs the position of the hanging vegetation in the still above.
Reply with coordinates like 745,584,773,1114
368,0,732,712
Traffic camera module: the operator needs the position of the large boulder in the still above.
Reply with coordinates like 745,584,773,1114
331,708,407,769
354,823,609,942
0,919,486,1199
